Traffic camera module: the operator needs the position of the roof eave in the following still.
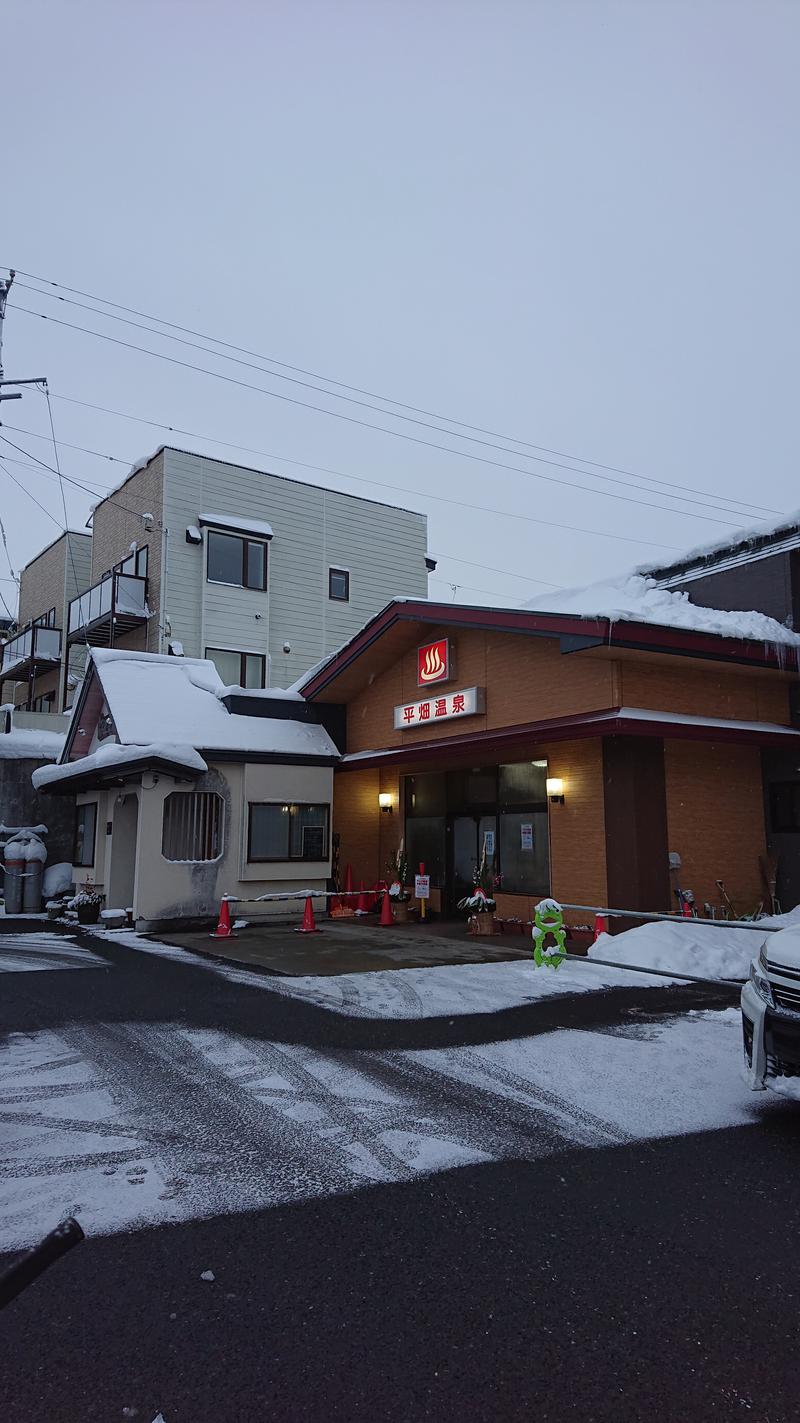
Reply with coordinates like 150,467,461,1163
299,600,800,699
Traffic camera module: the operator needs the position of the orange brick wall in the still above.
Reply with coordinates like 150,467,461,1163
619,660,791,726
346,628,617,753
345,629,793,755
664,740,767,914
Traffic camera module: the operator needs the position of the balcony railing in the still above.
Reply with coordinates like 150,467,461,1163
67,571,149,645
0,623,62,682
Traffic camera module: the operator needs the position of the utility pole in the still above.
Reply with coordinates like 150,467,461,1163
0,270,19,397
0,270,44,402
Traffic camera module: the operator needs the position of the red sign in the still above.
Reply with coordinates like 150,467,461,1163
417,638,450,687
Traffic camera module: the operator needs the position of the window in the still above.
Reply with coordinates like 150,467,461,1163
769,782,800,833
248,803,330,861
162,792,224,862
207,531,268,590
73,803,97,868
115,545,148,578
329,568,350,602
205,648,266,689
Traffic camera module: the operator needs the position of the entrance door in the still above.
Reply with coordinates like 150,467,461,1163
108,794,139,911
447,814,497,913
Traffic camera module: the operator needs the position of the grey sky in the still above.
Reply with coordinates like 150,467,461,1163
3,0,798,614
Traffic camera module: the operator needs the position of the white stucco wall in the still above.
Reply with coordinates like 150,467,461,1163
72,759,334,929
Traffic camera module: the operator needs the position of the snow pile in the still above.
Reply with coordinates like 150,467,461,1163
199,511,274,538
43,862,73,897
525,573,800,649
588,909,800,981
32,741,208,789
4,833,47,864
642,508,800,574
87,649,339,759
0,727,66,761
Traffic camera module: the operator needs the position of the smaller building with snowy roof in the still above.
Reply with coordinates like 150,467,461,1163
33,649,341,929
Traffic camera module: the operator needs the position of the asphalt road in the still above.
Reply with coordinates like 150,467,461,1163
1,924,799,1423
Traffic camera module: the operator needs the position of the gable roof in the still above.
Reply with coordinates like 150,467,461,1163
63,650,340,763
298,595,800,701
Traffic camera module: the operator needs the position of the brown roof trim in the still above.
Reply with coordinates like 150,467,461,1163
300,600,800,698
337,706,800,771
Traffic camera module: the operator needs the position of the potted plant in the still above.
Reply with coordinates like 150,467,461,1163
458,846,497,936
70,885,103,926
387,842,411,923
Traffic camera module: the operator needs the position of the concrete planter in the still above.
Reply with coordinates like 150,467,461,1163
392,900,410,923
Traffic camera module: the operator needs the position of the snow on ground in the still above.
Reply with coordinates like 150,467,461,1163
0,933,109,973
0,1004,781,1252
589,907,800,982
271,957,664,1019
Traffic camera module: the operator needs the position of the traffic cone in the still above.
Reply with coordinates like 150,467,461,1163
593,913,607,942
343,863,354,899
355,882,369,915
210,897,236,939
294,895,322,935
379,889,394,927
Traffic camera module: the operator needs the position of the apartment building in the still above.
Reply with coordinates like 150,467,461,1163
2,446,431,707
0,531,92,712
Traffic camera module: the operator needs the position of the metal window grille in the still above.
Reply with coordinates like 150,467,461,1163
162,792,223,862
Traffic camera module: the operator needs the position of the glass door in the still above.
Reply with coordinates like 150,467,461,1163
447,814,497,913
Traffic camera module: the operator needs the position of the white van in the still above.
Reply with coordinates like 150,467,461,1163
742,926,800,1092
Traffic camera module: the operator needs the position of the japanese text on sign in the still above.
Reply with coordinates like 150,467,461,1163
414,874,430,899
393,686,485,731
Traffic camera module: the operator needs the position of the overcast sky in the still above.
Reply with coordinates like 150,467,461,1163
2,0,798,618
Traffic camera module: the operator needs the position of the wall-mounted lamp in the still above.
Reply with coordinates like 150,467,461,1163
379,792,393,814
546,777,565,805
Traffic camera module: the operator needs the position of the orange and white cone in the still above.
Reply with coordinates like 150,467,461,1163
379,889,394,927
593,913,607,942
294,895,322,935
211,897,236,939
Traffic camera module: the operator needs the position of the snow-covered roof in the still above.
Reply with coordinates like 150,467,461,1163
33,741,207,791
81,650,339,760
523,573,800,648
0,727,66,761
198,512,274,539
640,507,800,579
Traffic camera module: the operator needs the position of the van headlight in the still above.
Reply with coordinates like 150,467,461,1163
750,961,774,1007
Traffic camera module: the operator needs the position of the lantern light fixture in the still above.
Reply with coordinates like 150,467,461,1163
379,792,393,814
546,777,565,805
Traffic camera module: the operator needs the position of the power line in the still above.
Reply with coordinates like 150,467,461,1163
0,433,138,508
11,282,766,523
0,455,63,528
6,265,779,518
0,412,682,555
43,380,92,662
10,303,753,529
1,420,128,467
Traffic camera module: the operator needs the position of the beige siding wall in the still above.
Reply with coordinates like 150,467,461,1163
161,448,428,687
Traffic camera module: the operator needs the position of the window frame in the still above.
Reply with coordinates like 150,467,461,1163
161,791,225,863
206,530,268,591
247,801,331,863
328,567,350,602
205,647,267,689
73,802,98,868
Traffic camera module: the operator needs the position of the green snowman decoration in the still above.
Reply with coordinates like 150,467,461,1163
532,898,567,970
